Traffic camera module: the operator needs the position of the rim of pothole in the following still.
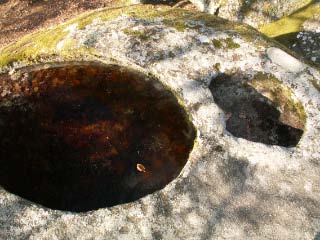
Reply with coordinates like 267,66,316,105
0,61,197,212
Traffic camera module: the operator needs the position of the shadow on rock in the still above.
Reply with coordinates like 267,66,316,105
209,73,304,147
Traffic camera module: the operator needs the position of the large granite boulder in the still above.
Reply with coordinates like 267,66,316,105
1,4,320,239
187,0,313,28
260,1,320,66
181,0,320,66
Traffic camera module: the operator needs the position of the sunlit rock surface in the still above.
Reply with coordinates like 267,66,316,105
185,0,320,66
187,0,312,28
260,2,320,66
0,5,320,240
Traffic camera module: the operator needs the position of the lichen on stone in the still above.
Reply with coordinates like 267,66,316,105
0,5,243,68
0,5,320,240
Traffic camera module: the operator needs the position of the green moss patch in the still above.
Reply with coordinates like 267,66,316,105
225,37,240,49
0,25,100,67
212,39,223,48
248,72,306,130
123,28,150,40
212,37,240,49
0,4,264,68
0,26,68,66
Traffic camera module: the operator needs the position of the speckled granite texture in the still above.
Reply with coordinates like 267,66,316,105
1,5,320,240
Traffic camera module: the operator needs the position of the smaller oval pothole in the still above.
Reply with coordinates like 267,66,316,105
209,72,306,147
0,62,196,212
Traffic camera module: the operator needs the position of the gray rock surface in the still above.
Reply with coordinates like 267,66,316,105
1,5,320,240
186,0,311,28
259,1,320,66
290,30,320,65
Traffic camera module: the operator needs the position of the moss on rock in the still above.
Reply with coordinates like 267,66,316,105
212,39,223,48
123,28,150,40
225,37,240,49
212,37,240,49
0,4,258,68
248,72,307,130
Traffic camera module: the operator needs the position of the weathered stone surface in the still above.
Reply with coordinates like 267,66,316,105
179,0,320,66
187,0,311,28
1,5,320,240
260,2,320,66
177,0,320,66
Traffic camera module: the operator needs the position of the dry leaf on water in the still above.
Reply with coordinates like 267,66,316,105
136,163,146,173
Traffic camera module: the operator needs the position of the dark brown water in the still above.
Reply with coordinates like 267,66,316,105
0,63,195,212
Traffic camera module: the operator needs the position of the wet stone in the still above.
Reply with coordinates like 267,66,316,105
0,62,196,212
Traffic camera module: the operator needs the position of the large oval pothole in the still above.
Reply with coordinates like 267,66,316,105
209,72,306,147
0,62,196,212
